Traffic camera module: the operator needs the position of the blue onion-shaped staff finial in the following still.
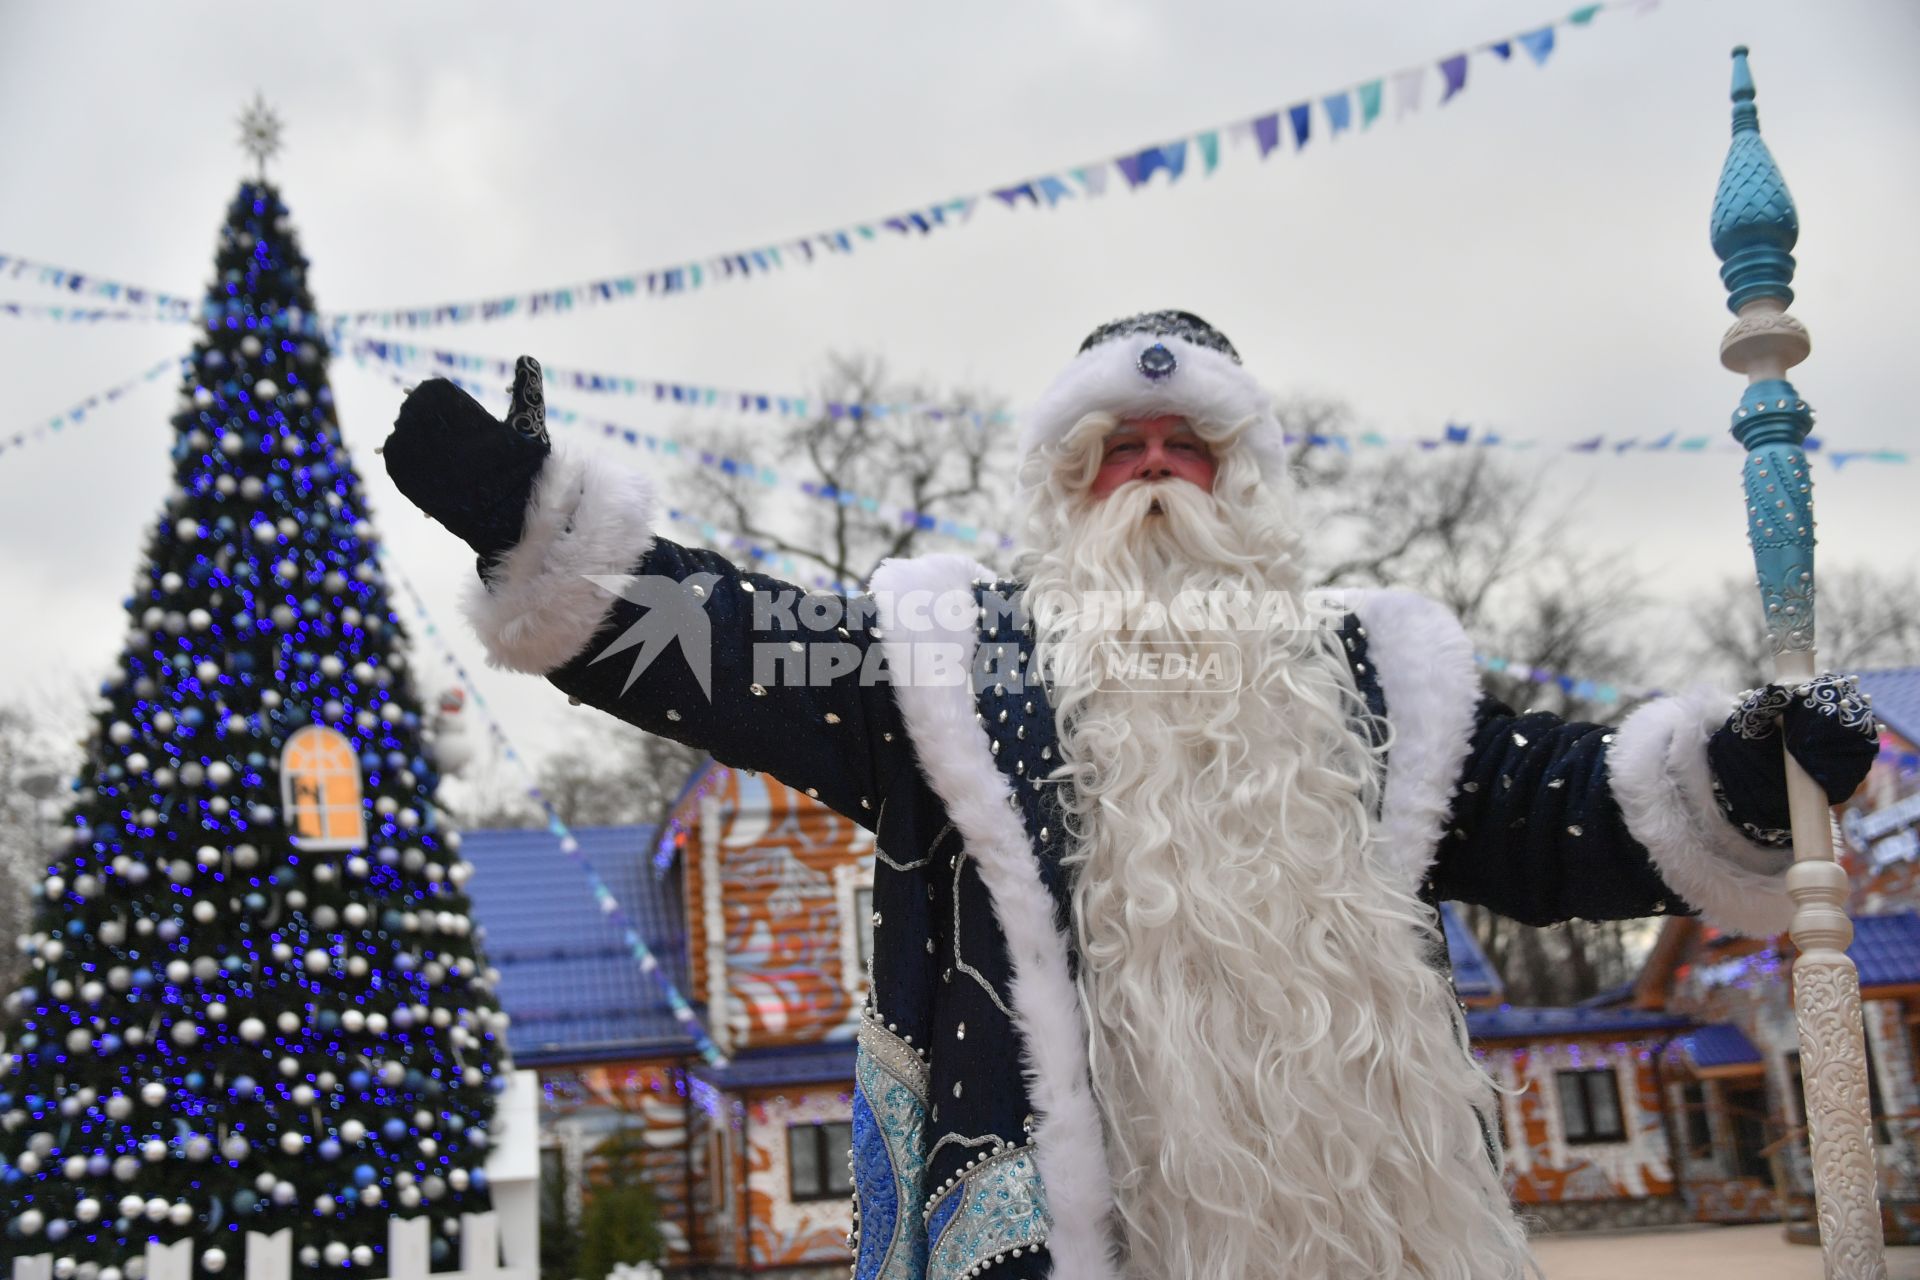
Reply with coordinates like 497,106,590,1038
1714,45,1817,655
1711,46,1799,312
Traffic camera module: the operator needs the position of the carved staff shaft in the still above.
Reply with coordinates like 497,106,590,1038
1712,46,1885,1279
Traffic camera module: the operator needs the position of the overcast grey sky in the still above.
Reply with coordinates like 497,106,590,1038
0,0,1914,779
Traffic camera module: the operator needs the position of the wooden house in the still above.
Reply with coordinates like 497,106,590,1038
465,765,875,1279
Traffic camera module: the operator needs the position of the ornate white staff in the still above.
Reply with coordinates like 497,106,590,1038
1711,46,1885,1278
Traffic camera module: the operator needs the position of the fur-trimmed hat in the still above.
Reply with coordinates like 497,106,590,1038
1019,311,1286,480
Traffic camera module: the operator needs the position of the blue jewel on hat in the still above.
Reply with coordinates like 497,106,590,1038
1137,343,1177,380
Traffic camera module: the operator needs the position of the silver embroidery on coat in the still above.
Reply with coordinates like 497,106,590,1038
924,1142,1052,1280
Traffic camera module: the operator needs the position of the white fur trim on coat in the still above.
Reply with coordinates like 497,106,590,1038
1608,688,1795,937
463,445,658,674
870,554,1122,1280
1331,588,1486,892
1021,334,1288,481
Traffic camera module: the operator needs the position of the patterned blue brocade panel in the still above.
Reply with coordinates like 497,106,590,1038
854,1017,931,1280
926,1144,1053,1280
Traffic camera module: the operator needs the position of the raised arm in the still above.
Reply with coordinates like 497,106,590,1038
383,360,908,829
1429,678,1877,937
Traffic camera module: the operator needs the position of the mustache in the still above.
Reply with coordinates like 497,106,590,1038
1096,477,1215,528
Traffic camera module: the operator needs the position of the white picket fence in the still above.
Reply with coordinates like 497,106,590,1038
15,1070,541,1280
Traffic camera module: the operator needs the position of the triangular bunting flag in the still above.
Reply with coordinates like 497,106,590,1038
1251,112,1283,157
1439,54,1469,102
1358,80,1384,127
1394,66,1425,116
1196,130,1220,173
1036,175,1075,206
1288,102,1312,149
1518,26,1556,64
1323,91,1352,136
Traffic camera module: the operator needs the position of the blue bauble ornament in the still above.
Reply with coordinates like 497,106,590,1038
318,1139,342,1161
231,1075,257,1097
430,1239,449,1263
381,1118,406,1142
470,1168,488,1191
347,1069,370,1091
186,1072,206,1090
232,1189,258,1214
245,894,266,912
130,968,155,990
319,1010,341,1032
353,1164,376,1187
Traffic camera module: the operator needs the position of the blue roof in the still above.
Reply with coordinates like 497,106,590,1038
1576,980,1638,1009
1676,1023,1763,1070
1467,1006,1692,1042
1440,902,1503,1001
1849,910,1920,989
1861,668,1920,746
462,824,696,1065
694,1041,857,1091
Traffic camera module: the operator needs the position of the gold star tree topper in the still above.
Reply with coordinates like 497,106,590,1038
237,94,283,178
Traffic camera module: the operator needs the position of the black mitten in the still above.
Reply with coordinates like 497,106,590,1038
1707,674,1880,845
382,355,551,563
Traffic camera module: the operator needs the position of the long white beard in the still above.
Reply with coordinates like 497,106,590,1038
1023,479,1536,1280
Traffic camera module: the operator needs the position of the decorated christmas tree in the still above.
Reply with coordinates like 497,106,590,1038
0,104,508,1276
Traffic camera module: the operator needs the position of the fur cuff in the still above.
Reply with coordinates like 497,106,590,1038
462,446,657,674
1609,688,1796,937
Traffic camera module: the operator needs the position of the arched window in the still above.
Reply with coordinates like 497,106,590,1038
281,725,366,850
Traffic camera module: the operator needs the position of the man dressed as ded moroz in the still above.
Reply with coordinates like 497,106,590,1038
384,312,1876,1280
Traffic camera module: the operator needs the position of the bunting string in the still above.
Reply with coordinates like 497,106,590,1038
332,3,1627,327
348,334,1010,425
348,353,1022,553
382,554,729,1066
3,4,1644,331
1,300,193,325
348,336,1908,468
0,254,199,318
0,355,182,460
